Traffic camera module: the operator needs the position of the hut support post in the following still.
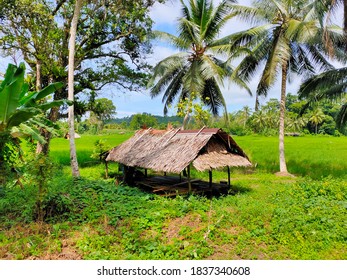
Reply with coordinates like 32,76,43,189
209,169,212,188
227,166,230,187
187,165,191,194
105,161,109,179
145,169,147,178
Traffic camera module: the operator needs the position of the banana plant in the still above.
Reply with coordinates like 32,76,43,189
0,63,70,142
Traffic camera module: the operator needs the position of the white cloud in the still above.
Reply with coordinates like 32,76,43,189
149,0,181,27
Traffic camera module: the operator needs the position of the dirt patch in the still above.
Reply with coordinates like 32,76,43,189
275,171,296,178
164,213,205,242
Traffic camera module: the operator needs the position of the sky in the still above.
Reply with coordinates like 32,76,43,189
111,0,344,118
0,0,343,118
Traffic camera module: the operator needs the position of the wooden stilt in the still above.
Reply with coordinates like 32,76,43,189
209,169,212,188
187,165,191,194
105,161,109,179
227,166,231,187
164,172,167,176
145,169,148,177
179,173,182,182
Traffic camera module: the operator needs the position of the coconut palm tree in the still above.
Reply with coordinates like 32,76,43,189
230,0,343,175
309,107,326,133
148,0,250,128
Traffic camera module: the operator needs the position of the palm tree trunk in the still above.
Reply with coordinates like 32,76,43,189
279,63,288,174
254,92,260,111
182,111,190,130
67,0,83,177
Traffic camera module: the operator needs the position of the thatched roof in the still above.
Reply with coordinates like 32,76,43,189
106,128,252,173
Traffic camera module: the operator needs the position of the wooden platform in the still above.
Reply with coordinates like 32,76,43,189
135,176,230,197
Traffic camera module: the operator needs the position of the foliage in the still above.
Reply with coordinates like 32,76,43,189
90,98,116,124
0,0,156,94
298,67,347,132
106,114,183,130
129,113,159,130
271,177,347,258
176,92,212,129
1,168,346,259
0,63,67,185
90,139,111,162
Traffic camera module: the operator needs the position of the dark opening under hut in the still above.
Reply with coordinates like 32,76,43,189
106,127,252,196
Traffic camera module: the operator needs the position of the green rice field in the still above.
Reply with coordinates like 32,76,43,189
50,133,347,180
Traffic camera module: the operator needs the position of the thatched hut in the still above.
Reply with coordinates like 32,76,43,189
106,127,252,193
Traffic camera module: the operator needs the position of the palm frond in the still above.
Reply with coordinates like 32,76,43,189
298,67,347,98
229,4,267,25
202,0,233,42
257,30,288,97
151,31,190,50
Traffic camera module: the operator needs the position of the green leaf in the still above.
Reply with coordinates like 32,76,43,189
18,123,45,143
6,108,42,129
0,63,26,124
35,82,64,101
37,100,71,111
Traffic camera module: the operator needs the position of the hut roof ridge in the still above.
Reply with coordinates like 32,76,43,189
106,127,251,173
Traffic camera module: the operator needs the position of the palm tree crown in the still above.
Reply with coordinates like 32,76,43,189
148,0,250,116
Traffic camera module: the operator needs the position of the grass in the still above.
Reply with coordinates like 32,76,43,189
50,131,133,167
233,135,347,179
0,132,346,260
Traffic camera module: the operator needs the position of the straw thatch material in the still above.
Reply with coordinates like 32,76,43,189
106,128,251,173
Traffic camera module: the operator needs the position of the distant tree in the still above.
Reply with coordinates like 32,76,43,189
90,98,116,124
129,113,158,130
241,106,252,128
309,108,326,134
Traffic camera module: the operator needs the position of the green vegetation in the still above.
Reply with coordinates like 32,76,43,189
1,133,346,259
0,0,346,262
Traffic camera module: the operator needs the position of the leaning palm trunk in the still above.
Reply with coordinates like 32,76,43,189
279,63,288,174
254,92,260,111
67,0,83,177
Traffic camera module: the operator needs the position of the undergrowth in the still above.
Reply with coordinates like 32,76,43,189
1,165,346,260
